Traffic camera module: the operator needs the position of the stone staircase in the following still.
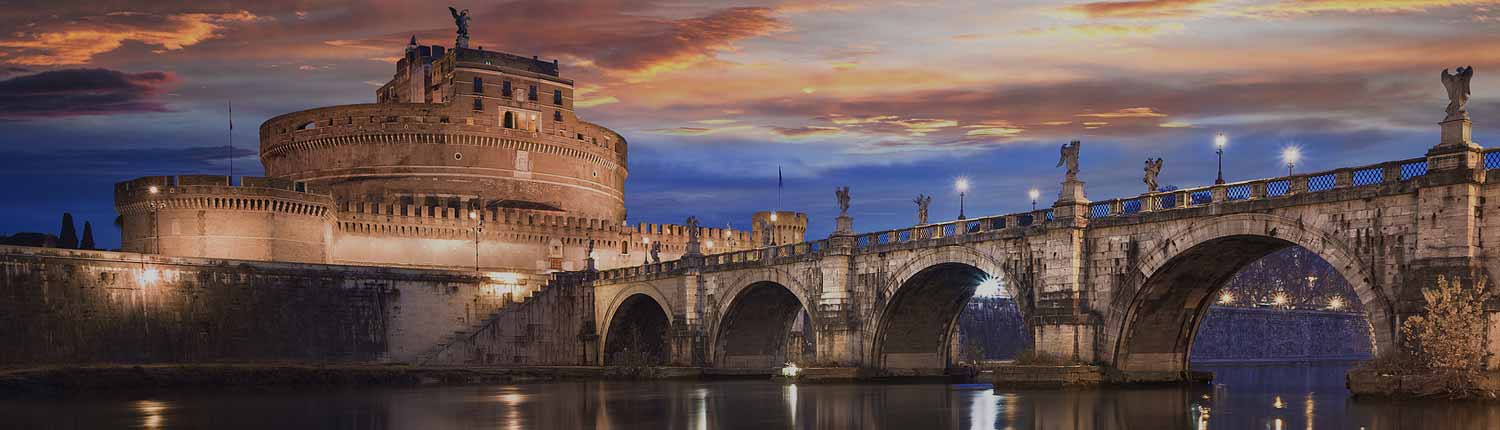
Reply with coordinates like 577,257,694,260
414,271,594,365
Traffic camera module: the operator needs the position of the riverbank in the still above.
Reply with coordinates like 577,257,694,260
1347,369,1500,399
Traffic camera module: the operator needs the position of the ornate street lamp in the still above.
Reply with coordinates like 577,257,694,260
148,186,161,254
1214,133,1228,185
1028,188,1040,211
1282,147,1301,176
955,177,970,220
470,210,482,271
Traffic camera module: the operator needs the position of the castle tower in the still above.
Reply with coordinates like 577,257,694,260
752,211,808,246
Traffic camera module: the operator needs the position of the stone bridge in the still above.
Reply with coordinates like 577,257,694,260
590,119,1500,381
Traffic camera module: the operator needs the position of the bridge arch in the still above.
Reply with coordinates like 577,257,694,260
1107,213,1392,378
867,245,1032,373
599,284,677,366
708,280,817,368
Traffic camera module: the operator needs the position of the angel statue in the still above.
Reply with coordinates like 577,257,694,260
760,218,776,247
1057,140,1081,181
1442,66,1474,121
835,186,851,216
448,7,471,47
913,194,932,225
685,216,700,242
649,241,662,264
1144,158,1163,193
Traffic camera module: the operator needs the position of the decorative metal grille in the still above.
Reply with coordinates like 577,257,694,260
1090,203,1111,218
1019,214,1034,226
1226,184,1251,201
1486,151,1500,170
1267,180,1290,196
1190,190,1213,205
1122,199,1142,214
1351,167,1383,186
1159,194,1178,209
1400,161,1427,180
1308,174,1336,192
990,218,1006,230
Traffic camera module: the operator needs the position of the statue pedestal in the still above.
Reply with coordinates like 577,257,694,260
1055,179,1089,205
685,240,701,256
456,35,470,49
1436,118,1476,150
834,215,854,236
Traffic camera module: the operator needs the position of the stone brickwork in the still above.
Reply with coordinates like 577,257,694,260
591,120,1500,381
0,245,510,365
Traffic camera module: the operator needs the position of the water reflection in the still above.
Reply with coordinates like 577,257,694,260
6,364,1500,429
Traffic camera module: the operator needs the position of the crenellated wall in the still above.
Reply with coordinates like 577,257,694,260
114,175,335,264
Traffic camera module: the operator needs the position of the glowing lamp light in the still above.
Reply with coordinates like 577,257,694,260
770,212,778,222
487,272,521,283
706,240,715,248
1027,188,1040,201
1282,146,1302,173
974,276,1003,297
1214,133,1228,150
148,186,160,194
1218,291,1234,305
469,210,478,220
955,177,970,193
642,237,651,244
781,362,801,377
1328,296,1346,311
139,268,161,285
1271,292,1290,307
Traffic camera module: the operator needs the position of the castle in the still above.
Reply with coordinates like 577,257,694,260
113,34,806,287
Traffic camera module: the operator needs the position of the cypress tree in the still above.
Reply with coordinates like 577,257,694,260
58,212,78,249
80,221,95,250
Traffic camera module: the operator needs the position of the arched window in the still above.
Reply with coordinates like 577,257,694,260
503,111,515,129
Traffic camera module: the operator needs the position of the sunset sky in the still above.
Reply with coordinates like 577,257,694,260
1,0,1497,249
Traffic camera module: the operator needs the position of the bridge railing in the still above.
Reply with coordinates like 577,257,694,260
1084,154,1437,221
849,207,1056,252
596,149,1500,282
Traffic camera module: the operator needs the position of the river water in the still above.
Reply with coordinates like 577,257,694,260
5,363,1498,429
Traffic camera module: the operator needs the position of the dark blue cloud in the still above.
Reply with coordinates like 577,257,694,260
0,68,177,119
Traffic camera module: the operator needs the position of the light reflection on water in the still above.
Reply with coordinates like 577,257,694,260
6,363,1500,429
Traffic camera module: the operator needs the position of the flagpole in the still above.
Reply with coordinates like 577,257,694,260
228,99,234,183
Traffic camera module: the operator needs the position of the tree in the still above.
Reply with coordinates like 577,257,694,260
1401,275,1492,398
80,221,95,250
58,213,78,249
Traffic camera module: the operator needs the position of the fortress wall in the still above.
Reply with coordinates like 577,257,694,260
114,176,335,264
258,103,627,221
0,245,508,365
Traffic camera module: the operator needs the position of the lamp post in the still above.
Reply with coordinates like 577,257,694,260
955,177,970,220
1282,147,1301,176
1214,133,1227,185
147,186,161,254
470,210,482,271
1028,188,1040,211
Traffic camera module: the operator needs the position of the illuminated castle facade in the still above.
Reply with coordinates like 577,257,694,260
114,36,805,280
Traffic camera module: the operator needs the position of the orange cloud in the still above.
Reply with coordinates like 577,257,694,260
1077,107,1168,118
1250,0,1499,16
0,11,259,66
1017,23,1186,38
770,125,842,137
1062,0,1217,18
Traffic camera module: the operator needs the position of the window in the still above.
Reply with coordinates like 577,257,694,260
502,81,512,97
553,89,563,105
528,85,537,101
473,99,483,111
553,111,563,121
472,77,483,93
503,111,515,129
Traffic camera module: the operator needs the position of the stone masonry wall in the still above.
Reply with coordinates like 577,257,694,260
0,245,504,366
427,271,597,366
